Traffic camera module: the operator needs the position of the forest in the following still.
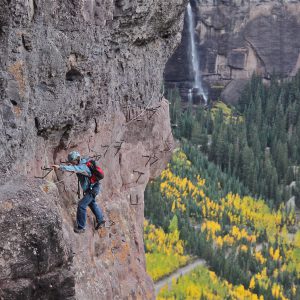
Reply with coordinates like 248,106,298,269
169,73,300,207
144,74,300,299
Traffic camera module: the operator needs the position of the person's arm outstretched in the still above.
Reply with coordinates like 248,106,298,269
52,164,90,177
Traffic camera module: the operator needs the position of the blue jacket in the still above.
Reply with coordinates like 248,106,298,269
59,158,95,192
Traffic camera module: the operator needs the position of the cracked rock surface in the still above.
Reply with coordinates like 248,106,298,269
0,0,187,299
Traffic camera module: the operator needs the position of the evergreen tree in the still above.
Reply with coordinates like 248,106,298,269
191,120,202,145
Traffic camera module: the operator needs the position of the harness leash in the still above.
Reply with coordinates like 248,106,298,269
77,178,81,199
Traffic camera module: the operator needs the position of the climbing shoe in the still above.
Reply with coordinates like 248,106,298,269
95,220,106,230
74,226,85,234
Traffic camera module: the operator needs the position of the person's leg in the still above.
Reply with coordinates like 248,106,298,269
77,193,93,229
89,199,104,223
88,183,104,223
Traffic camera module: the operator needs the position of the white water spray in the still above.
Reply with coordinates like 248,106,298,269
188,89,193,104
187,3,207,104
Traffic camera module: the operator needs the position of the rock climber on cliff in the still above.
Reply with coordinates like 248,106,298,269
52,151,105,234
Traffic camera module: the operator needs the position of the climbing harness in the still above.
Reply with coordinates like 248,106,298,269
77,178,81,199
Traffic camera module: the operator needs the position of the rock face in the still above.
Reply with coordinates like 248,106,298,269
164,0,300,103
0,0,187,299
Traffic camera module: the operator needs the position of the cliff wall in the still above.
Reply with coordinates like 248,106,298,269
164,0,300,103
0,0,187,299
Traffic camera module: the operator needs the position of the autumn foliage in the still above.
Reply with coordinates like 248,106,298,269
144,216,189,281
145,149,300,299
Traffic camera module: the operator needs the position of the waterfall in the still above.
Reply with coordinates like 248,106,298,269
187,2,207,104
188,89,193,104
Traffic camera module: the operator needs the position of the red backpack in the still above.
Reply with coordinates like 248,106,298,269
86,160,104,184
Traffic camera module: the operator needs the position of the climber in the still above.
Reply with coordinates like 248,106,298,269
52,151,105,234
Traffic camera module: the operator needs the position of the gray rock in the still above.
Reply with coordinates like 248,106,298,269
164,0,300,103
0,0,187,298
228,49,247,70
221,79,248,104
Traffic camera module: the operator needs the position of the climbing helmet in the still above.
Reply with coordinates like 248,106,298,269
67,151,80,162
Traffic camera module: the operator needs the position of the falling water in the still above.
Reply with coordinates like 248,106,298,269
188,89,193,104
187,2,207,104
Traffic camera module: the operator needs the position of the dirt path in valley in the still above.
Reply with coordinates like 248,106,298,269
154,259,206,296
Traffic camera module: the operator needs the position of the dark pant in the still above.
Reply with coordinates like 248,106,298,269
77,183,104,229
